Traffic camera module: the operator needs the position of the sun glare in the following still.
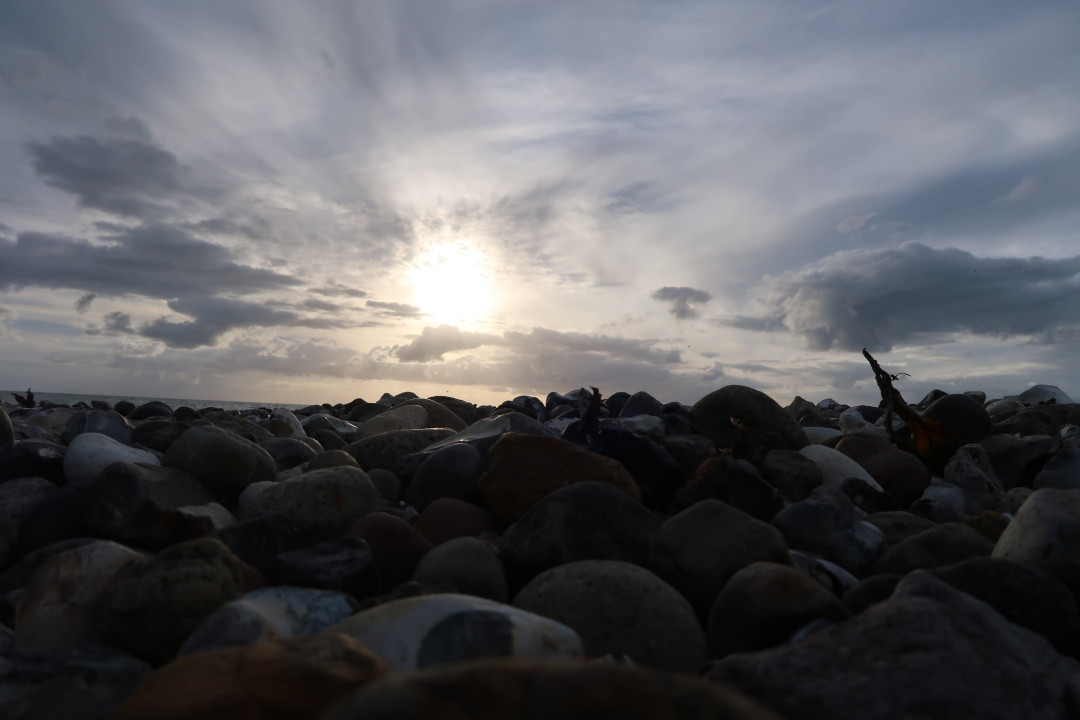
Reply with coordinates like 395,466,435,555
410,241,493,326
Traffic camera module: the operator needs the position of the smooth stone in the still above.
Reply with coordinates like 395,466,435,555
14,540,148,653
838,408,889,440
303,448,360,472
802,426,842,444
993,487,1080,596
994,408,1063,439
10,483,91,556
707,561,851,657
366,467,401,503
619,391,665,418
62,433,160,486
115,634,389,720
478,433,640,524
513,560,707,672
413,536,508,603
1020,384,1075,406
343,428,457,479
864,510,937,546
310,427,347,450
586,428,684,511
409,442,484,511
238,466,379,543
418,413,560,457
427,395,482,425
259,436,319,471
987,397,1025,419
0,477,59,546
21,407,76,435
940,443,1011,515
266,408,306,438
692,385,809,451
352,405,429,440
674,455,785,521
173,502,236,534
922,393,994,444
301,412,359,436
0,439,67,484
163,425,277,501
705,571,1080,720
788,551,860,595
60,409,133,445
990,436,1057,489
201,411,274,443
114,400,136,415
128,401,173,421
961,509,1011,543
0,404,14,448
348,512,433,590
838,476,900,514
931,556,1080,657
599,414,667,435
648,500,791,617
324,657,779,720
910,480,967,523
499,481,661,592
1008,486,1035,513
759,449,824,502
326,593,583,670
870,522,994,576
413,498,502,546
97,537,264,665
772,501,885,575
266,535,381,600
842,573,902,614
1034,446,1080,490
211,513,307,575
130,419,211,454
0,644,152,720
396,398,470,431
834,435,929,506
797,444,882,491
178,586,361,656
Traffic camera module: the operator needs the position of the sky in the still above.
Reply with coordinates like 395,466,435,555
1,0,1079,408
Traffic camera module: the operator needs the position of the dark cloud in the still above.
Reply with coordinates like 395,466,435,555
75,292,96,313
367,300,424,318
27,135,196,219
139,296,353,349
736,242,1080,351
0,225,300,299
86,311,134,336
652,286,713,320
182,218,262,240
312,282,369,299
395,325,500,362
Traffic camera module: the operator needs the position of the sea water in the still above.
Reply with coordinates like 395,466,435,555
0,389,308,413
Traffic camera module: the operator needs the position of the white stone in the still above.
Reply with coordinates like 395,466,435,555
62,432,160,485
839,409,889,440
803,426,842,445
270,408,307,438
798,444,882,491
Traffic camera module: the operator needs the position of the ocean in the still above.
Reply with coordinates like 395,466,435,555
0,390,309,413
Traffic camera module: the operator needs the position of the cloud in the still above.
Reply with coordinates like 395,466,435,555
27,134,198,219
312,282,369,299
652,286,713,320
995,176,1041,205
75,292,96,313
734,242,1080,351
0,225,301,299
503,327,683,365
367,300,424,318
395,324,500,362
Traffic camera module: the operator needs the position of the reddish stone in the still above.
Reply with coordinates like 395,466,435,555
413,498,502,546
348,512,432,589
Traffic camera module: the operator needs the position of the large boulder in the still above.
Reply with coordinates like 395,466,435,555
691,385,808,451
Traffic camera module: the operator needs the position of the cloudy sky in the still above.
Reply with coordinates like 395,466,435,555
1,0,1079,407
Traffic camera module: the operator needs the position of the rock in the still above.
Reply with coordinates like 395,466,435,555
199,411,274,443
620,391,665,418
931,557,1080,657
60,409,133,445
128,401,173,421
413,498,502,546
130,419,210,454
326,593,583,670
366,467,401,503
342,428,456,479
707,561,851,657
408,442,484,511
172,502,236,534
802,426,842,444
478,433,640,523
0,538,98,626
864,510,937,545
427,395,481,425
62,433,161,486
990,436,1056,489
352,405,429,440
691,385,808,450
674,454,784,521
324,657,779,720
0,404,14,448
303,448,360,472
797,445,883,491
993,487,1080,596
834,435,929,506
648,500,790,616
211,513,307,575
961,509,1010,543
940,443,1011,515
396,398,470,431
97,537,264,665
178,586,361,656
265,408,306,438
705,571,1080,720
419,413,560,457
922,393,993,444
789,551,859,596
499,481,661,592
115,634,389,720
759,449,823,502
0,477,59,546
413,537,508,603
837,408,888,440
258,436,319,472
348,512,432,590
301,413,359,437
0,439,67,484
513,560,707,672
266,535,381,600
842,574,902,614
1034,446,1080,490
163,425,277,501
994,408,1062,439
587,428,685,511
11,484,92,556
772,501,884,575
0,644,152,720
870,522,994,576
22,407,76,435
1020,384,1075,406
238,466,379,543
838,476,900,514
14,540,148,653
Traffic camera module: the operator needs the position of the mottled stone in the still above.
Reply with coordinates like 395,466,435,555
115,634,389,720
163,425,277,501
513,560,707,672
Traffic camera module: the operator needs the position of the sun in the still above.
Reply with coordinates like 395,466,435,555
410,240,493,326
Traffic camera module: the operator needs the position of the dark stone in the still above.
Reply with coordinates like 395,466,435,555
993,408,1062,439
674,455,785,521
839,476,900,514
409,442,484,511
692,386,808,451
417,610,514,668
922,393,993,444
396,398,469,431
259,436,320,472
427,396,481,425
0,405,15,449
268,536,382,600
589,428,685,512
163,425,278,501
842,574,902,615
864,511,936,546
201,411,274,443
759,449,824,502
12,484,91,558
413,498,502,547
128,401,173,421
620,391,665,418
114,400,136,416
869,522,994,576
989,437,1056,490
833,435,930,507
60,409,134,445
772,501,884,575
212,512,307,575
311,428,348,451
0,440,67,484
170,406,202,422
130,419,211,454
304,448,360,472
348,512,433,590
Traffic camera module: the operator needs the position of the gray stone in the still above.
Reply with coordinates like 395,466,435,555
870,522,995,576
413,536,509,603
691,385,808,450
409,442,484,511
1034,446,1080,490
993,487,1080,596
343,428,457,479
60,409,133,445
619,391,665,418
759,449,824,502
772,501,884,575
941,443,1010,515
163,425,277,500
0,477,59,546
62,433,160,486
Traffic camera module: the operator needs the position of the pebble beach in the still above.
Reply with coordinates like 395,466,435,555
1,382,1079,719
